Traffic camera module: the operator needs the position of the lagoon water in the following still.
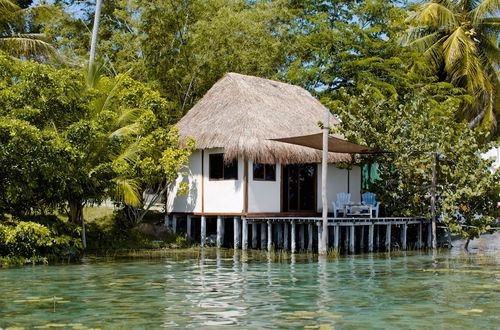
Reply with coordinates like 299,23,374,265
1,236,499,329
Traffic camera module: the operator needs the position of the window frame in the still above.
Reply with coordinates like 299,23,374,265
208,153,238,181
252,163,276,182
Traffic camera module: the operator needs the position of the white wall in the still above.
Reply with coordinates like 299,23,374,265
248,161,281,213
317,165,362,212
482,146,500,171
167,150,202,213
203,148,244,213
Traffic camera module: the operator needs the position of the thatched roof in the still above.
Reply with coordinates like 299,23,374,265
176,72,352,164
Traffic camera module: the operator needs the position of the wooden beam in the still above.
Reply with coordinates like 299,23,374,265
243,159,248,214
201,150,205,214
242,217,248,250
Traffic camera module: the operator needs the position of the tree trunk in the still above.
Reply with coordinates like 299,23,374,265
69,200,86,249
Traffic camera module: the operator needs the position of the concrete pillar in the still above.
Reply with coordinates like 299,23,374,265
233,216,240,249
402,223,407,250
261,222,266,250
368,224,374,252
386,224,392,251
360,226,365,250
427,223,432,248
164,214,170,228
334,225,339,250
242,217,248,250
172,214,177,234
376,225,380,249
252,223,258,249
291,221,296,253
267,221,272,251
186,215,192,240
349,225,355,253
418,222,423,248
201,216,207,247
308,224,313,251
317,223,322,252
299,224,305,250
216,216,223,248
277,223,283,248
283,223,289,250
344,226,349,250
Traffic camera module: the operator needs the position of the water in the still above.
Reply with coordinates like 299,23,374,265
1,241,499,329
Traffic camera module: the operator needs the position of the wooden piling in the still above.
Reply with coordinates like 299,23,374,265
360,226,365,250
277,223,283,248
386,224,391,251
368,224,374,252
252,223,258,249
349,225,355,253
233,216,240,249
216,216,223,248
307,224,313,251
418,222,422,248
291,221,296,253
333,225,339,250
186,215,192,240
164,214,170,228
402,223,407,250
242,217,248,250
317,223,323,252
261,222,266,249
267,221,272,251
172,214,177,234
201,215,207,247
427,223,432,248
299,224,305,250
284,223,289,250
376,225,380,249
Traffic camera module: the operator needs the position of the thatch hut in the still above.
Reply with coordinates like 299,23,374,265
168,72,362,216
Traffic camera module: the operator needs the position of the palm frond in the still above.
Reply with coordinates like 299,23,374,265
118,108,143,127
113,177,141,206
406,30,441,51
109,122,140,138
113,140,140,165
0,35,56,58
414,2,458,29
471,0,500,22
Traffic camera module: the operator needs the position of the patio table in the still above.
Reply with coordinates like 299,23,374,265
344,203,373,218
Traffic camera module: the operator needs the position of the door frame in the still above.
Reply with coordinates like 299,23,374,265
280,163,318,213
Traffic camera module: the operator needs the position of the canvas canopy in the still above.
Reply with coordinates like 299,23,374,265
271,133,376,154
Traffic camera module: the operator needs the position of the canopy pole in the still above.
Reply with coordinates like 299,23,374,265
319,108,329,255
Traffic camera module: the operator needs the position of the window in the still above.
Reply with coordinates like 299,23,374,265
209,153,238,180
253,163,276,181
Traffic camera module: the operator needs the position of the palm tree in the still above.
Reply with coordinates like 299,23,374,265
405,0,500,132
0,0,56,60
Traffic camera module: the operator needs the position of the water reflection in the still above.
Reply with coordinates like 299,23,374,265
0,246,499,328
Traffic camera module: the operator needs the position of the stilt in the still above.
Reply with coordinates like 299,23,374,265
233,216,240,249
349,225,355,253
284,223,289,250
164,214,170,228
216,216,223,248
386,224,391,251
368,224,374,252
252,223,258,249
299,224,305,250
360,226,365,250
307,224,313,251
186,215,192,240
418,222,423,248
291,221,296,253
333,225,339,250
267,221,272,251
277,223,283,248
402,223,407,250
376,225,380,249
317,223,322,252
172,214,177,234
427,223,432,248
201,215,207,247
261,222,266,249
344,226,349,250
242,217,248,250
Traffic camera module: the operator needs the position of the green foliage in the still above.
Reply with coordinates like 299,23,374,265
336,84,499,239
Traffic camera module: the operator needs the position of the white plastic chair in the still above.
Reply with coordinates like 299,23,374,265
362,192,380,217
332,193,351,217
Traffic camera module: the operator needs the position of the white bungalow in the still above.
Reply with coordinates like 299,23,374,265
167,73,364,218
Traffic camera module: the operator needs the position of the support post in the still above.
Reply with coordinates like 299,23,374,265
172,214,177,234
376,225,380,249
402,223,407,250
277,223,283,248
186,215,192,240
216,216,223,248
427,223,432,248
386,224,391,251
299,224,305,250
308,224,313,251
430,151,438,249
368,224,374,252
334,225,339,250
201,216,207,247
360,226,365,250
317,223,323,252
418,222,423,249
261,222,266,250
283,223,289,250
252,223,258,249
242,217,248,250
234,216,240,249
291,221,296,253
319,108,329,255
349,225,355,253
267,221,272,251
164,214,170,228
